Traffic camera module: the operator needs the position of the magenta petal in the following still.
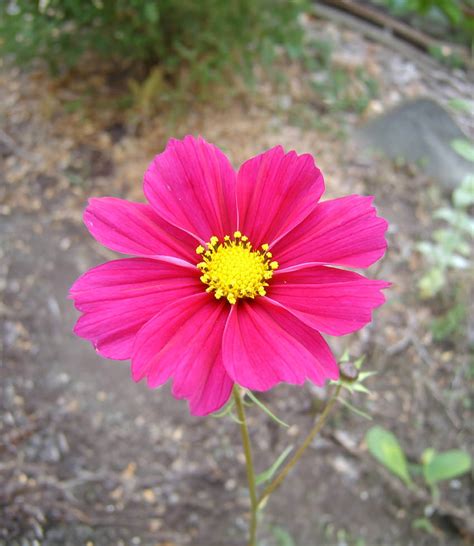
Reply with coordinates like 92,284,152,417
144,136,237,243
273,195,388,269
236,146,324,247
222,299,339,391
132,293,233,416
270,266,389,336
84,197,197,264
70,259,201,359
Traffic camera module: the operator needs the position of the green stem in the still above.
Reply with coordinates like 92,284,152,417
258,384,342,508
233,386,258,546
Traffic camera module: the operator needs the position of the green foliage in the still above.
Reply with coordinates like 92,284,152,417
366,426,472,491
451,139,474,162
366,426,413,486
383,0,463,23
305,41,379,114
211,397,236,419
323,524,367,546
453,174,474,207
127,66,168,125
422,448,472,485
375,0,473,45
245,390,290,428
412,517,437,535
428,45,467,69
315,67,378,114
270,526,296,546
212,388,290,428
449,98,474,113
431,301,466,341
0,0,307,90
256,445,294,486
417,173,473,299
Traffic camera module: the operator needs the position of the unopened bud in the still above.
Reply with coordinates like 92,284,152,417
339,362,359,382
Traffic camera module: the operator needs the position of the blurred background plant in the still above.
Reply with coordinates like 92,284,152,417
415,99,473,346
305,39,379,116
417,174,473,299
0,0,307,92
374,0,474,44
366,425,472,535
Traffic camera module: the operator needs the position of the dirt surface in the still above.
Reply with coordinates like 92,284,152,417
1,17,473,546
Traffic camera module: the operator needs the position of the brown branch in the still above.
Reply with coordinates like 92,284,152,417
319,0,440,51
312,2,440,73
313,1,471,70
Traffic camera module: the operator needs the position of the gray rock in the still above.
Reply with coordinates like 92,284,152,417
356,98,473,190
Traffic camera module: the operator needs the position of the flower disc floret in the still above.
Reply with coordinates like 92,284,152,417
196,231,279,304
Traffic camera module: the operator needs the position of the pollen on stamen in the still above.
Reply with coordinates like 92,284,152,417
195,233,278,304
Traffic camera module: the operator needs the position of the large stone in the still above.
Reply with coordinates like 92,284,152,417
356,98,472,190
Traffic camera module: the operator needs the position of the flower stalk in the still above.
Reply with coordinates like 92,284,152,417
235,383,342,544
257,384,342,508
233,386,258,546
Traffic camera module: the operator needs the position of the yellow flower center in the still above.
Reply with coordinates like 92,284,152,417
196,231,279,304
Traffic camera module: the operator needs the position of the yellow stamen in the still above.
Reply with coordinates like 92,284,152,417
196,233,278,304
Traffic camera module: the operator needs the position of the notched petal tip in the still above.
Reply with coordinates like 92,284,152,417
236,145,325,248
143,135,237,242
273,193,389,270
269,266,390,337
81,196,197,262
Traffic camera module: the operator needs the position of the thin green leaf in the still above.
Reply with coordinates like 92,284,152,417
335,380,355,393
256,445,294,485
417,241,435,255
339,349,350,363
451,139,474,162
211,399,235,418
245,390,289,428
270,526,296,546
421,448,436,466
365,426,412,486
339,397,372,420
229,413,244,425
423,450,472,485
351,383,371,395
354,355,366,369
448,98,474,113
453,175,474,208
358,370,377,381
412,517,437,535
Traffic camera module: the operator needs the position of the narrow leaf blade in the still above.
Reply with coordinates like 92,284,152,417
366,426,412,485
423,450,472,485
271,526,296,546
256,445,294,485
211,399,235,418
451,139,474,162
339,397,372,420
245,390,289,428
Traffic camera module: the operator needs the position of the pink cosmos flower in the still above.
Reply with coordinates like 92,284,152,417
69,136,389,416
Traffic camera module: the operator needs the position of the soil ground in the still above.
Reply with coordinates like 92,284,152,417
1,16,473,546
